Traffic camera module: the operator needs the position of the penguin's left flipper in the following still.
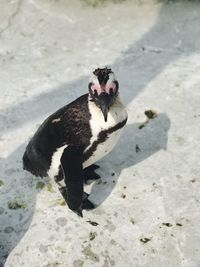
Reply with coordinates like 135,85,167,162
61,146,95,217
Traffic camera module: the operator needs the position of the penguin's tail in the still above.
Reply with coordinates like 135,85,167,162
23,150,33,173
23,146,48,177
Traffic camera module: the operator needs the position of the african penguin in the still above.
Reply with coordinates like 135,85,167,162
23,67,128,217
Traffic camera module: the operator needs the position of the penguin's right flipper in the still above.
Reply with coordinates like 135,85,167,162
60,146,85,216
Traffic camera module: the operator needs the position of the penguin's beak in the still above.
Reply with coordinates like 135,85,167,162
101,104,109,122
98,93,111,122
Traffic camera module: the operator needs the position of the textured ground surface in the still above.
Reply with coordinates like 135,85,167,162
0,0,200,266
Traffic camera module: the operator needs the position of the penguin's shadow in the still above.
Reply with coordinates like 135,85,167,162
0,144,39,266
89,112,170,206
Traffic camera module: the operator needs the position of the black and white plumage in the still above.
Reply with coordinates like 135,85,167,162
23,67,128,216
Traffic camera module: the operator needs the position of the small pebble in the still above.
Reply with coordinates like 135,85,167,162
89,232,97,241
140,237,152,244
4,226,14,234
87,220,99,226
162,223,173,227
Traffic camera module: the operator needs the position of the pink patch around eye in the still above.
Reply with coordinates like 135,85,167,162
91,84,102,95
91,82,116,95
105,82,116,94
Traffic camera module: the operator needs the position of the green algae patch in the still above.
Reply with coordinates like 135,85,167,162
145,109,157,119
8,198,27,210
56,198,66,206
36,181,55,193
89,232,97,241
36,181,45,190
82,244,100,262
139,109,158,129
46,182,55,193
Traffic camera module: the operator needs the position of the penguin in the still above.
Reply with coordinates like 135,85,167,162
23,67,128,217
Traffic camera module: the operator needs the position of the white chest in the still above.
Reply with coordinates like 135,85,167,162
83,96,127,168
83,128,123,168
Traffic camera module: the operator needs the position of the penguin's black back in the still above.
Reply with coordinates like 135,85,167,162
23,94,92,177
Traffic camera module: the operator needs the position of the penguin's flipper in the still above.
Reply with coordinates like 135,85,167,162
61,146,84,216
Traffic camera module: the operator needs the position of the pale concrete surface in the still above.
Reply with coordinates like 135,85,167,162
0,0,200,266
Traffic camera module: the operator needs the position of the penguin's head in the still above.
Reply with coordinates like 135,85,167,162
88,67,119,122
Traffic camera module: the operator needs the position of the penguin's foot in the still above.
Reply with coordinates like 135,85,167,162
59,189,95,216
83,164,101,184
82,192,95,210
87,164,100,171
59,187,83,217
73,207,83,217
71,192,95,217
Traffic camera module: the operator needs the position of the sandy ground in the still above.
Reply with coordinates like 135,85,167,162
0,0,200,266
